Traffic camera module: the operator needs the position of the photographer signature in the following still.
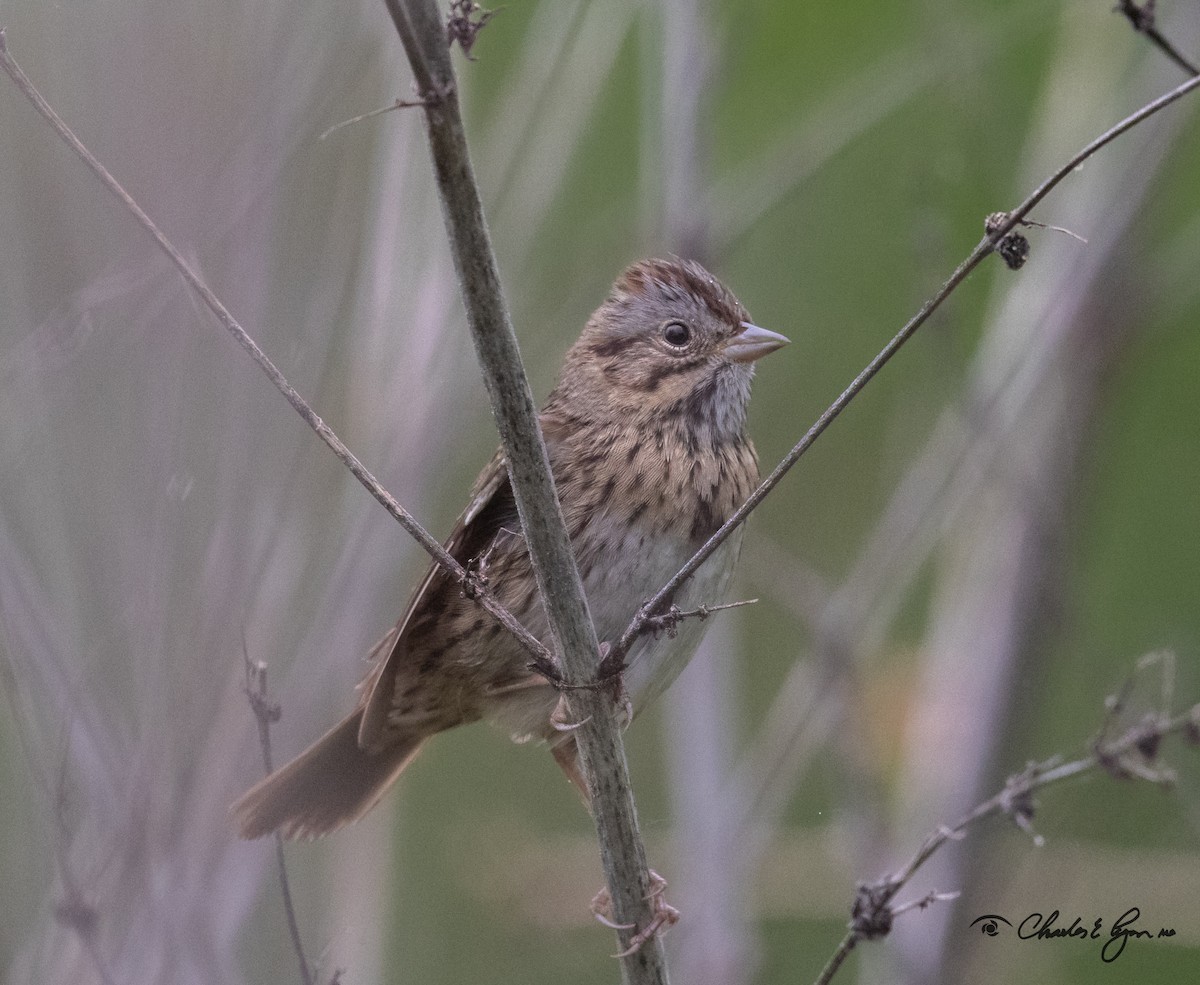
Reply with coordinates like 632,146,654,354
970,907,1176,962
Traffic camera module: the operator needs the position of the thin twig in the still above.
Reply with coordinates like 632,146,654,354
1116,0,1200,77
1,16,661,974
642,599,759,639
382,0,671,974
812,693,1200,985
608,67,1200,669
734,88,1183,859
446,0,500,60
242,653,315,985
319,97,431,141
891,889,961,918
0,28,551,671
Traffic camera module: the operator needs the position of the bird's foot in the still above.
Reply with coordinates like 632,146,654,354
591,870,680,957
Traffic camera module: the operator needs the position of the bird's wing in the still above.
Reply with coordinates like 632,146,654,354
357,448,519,750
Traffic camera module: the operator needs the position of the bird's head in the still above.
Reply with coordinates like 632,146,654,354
558,257,788,444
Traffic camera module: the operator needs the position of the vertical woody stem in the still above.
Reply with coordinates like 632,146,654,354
381,2,671,980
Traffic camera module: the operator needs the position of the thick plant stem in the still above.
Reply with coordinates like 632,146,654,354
381,2,671,980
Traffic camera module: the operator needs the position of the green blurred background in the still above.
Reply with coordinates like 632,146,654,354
1,1,1198,983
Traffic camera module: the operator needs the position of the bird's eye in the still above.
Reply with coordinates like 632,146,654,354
662,321,691,348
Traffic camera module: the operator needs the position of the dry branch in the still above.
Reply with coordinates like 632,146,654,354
608,66,1200,669
0,28,550,667
814,682,1200,985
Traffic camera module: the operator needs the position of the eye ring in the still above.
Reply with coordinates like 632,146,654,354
661,320,691,348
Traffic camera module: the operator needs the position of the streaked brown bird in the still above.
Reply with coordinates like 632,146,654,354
233,257,787,840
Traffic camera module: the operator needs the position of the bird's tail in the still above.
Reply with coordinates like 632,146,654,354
232,709,425,840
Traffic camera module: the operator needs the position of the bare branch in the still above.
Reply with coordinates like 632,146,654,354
380,0,670,975
319,97,431,141
1116,0,1200,77
0,15,664,973
891,889,961,919
445,0,500,60
241,653,316,985
608,67,1200,669
642,599,759,639
0,28,551,673
813,680,1200,985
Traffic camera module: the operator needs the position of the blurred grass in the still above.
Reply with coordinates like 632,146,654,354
1,0,1199,983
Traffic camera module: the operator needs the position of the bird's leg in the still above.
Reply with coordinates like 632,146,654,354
550,734,590,804
550,738,679,955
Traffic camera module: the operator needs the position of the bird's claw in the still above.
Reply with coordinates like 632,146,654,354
591,870,679,958
550,710,592,732
591,886,634,929
613,901,680,958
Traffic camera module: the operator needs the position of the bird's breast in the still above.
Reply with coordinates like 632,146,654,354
539,419,757,709
563,480,749,713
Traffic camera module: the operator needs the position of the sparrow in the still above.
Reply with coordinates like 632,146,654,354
233,257,787,839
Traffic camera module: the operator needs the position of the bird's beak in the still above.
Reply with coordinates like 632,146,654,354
725,321,790,363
